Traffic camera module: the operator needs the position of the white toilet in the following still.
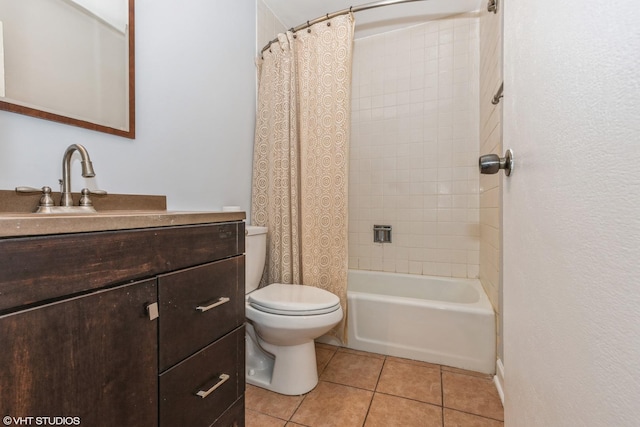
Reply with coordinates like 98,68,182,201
244,225,343,395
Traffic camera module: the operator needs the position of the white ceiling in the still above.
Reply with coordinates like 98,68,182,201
262,0,483,39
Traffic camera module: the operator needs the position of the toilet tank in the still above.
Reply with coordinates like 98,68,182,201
245,225,268,294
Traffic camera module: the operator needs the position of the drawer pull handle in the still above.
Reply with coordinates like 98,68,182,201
196,296,230,312
196,373,230,399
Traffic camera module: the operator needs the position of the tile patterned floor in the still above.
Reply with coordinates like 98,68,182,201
246,344,504,427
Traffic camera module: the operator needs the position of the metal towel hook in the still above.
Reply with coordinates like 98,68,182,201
487,0,499,13
479,149,514,176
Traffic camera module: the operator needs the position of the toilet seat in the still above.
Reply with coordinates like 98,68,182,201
248,284,341,316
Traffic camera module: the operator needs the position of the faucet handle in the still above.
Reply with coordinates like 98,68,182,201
79,188,93,207
16,186,43,193
79,188,107,207
15,186,55,208
39,186,55,208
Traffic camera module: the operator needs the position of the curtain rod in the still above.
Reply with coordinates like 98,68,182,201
260,0,431,56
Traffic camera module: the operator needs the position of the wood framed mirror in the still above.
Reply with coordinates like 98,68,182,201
0,0,135,138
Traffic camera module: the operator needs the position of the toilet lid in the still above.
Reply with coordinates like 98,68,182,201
248,284,341,316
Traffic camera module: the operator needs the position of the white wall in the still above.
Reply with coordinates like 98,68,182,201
0,0,256,213
349,14,481,278
503,0,640,425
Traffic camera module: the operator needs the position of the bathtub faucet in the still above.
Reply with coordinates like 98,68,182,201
60,144,96,207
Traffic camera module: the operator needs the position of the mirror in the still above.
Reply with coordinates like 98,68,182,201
0,0,135,138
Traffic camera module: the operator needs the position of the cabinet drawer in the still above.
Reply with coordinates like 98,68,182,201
0,221,244,313
160,326,244,427
158,257,245,371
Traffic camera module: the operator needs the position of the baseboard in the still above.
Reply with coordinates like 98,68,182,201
493,358,505,406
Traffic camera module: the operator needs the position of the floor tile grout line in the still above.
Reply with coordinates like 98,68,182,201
442,406,505,423
246,345,503,426
248,388,504,425
286,417,312,427
335,345,492,378
288,346,337,424
336,347,386,360
441,368,494,380
288,393,307,424
373,390,444,409
317,346,339,377
360,355,389,426
361,386,377,427
317,355,448,403
373,355,387,391
317,378,377,393
245,407,292,423
440,366,445,426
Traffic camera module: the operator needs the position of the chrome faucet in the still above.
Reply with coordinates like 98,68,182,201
60,144,95,207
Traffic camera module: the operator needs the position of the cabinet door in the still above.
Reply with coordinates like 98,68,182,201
0,279,158,427
213,396,245,427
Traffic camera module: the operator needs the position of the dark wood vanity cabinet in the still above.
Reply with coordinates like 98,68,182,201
0,221,246,427
0,278,158,427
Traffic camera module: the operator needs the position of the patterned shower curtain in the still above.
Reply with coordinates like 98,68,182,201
251,14,355,343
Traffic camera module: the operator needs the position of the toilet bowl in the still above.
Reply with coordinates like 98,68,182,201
244,226,343,395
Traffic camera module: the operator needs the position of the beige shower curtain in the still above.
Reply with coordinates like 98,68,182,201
252,14,355,342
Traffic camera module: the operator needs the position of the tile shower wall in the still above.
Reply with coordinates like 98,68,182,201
349,14,480,278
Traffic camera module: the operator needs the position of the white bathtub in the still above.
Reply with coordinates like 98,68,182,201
347,270,496,374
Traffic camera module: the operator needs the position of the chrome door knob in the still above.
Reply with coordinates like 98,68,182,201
479,149,514,176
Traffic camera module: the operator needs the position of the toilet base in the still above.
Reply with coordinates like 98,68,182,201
246,323,319,395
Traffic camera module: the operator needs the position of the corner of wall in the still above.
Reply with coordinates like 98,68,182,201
478,0,503,364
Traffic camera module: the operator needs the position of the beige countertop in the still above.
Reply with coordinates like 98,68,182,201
0,190,246,238
0,210,246,238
